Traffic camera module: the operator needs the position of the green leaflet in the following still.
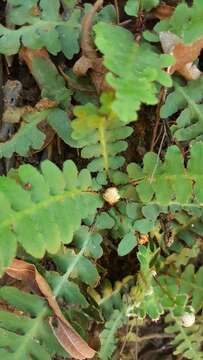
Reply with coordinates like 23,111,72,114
0,108,76,158
71,92,133,175
98,310,125,360
154,0,203,43
0,287,65,360
161,79,203,143
0,160,102,275
94,22,173,122
180,264,203,312
165,313,203,360
0,226,104,359
0,2,81,59
127,142,203,205
125,0,159,16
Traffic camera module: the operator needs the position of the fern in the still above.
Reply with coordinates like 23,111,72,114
125,0,159,16
0,1,81,59
165,313,203,359
99,309,125,360
71,92,133,175
161,78,203,143
0,286,67,360
0,108,75,158
127,142,203,205
0,223,103,359
0,160,102,275
0,50,75,158
179,264,203,312
93,22,173,122
154,0,203,44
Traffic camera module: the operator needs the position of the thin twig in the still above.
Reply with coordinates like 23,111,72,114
149,126,167,183
114,0,120,24
150,87,167,151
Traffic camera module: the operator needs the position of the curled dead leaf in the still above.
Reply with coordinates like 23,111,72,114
160,31,203,80
6,258,96,360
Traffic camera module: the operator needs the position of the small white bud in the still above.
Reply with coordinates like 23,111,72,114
103,187,120,205
181,312,195,327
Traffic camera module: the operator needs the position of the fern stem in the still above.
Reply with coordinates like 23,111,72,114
99,119,109,176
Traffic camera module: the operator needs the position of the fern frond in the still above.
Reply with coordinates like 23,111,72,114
179,264,203,312
0,2,81,59
94,22,173,122
155,0,203,43
71,93,133,175
127,142,203,206
0,160,102,275
89,276,134,320
0,286,66,360
99,309,125,360
125,0,159,16
0,108,75,158
161,78,203,143
165,313,203,359
0,225,103,359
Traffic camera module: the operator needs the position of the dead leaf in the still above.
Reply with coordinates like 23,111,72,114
160,31,203,80
153,4,175,20
6,258,96,360
19,48,50,75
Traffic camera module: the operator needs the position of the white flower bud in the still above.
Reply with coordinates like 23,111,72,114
103,187,120,205
181,312,195,327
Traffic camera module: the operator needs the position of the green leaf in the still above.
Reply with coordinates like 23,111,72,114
94,22,173,122
71,92,133,175
0,286,65,360
96,212,115,230
161,79,203,143
99,310,125,360
0,160,102,275
118,232,137,256
155,0,203,44
125,0,159,16
0,3,81,59
127,143,203,206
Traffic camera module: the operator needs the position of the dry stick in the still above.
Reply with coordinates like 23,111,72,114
114,0,120,24
150,86,167,151
81,0,104,59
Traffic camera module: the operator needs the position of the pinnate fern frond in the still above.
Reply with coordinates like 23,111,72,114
179,264,203,312
155,0,203,43
161,78,203,143
0,160,102,275
127,142,203,205
71,93,133,175
0,286,66,360
0,1,81,59
125,0,159,16
99,309,125,360
165,313,203,360
94,22,173,122
0,226,103,359
0,108,74,158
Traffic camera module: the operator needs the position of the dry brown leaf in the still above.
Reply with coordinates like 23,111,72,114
153,4,175,20
19,47,50,74
6,258,96,360
160,32,203,80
